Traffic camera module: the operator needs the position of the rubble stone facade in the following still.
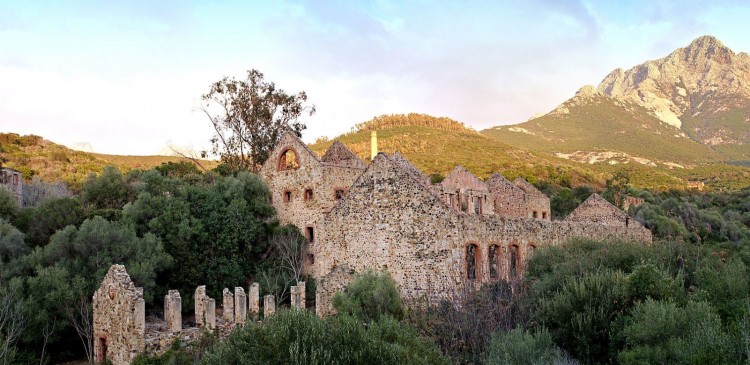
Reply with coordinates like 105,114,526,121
0,167,23,207
93,265,145,365
260,132,652,315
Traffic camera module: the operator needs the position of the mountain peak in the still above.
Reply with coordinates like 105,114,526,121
679,35,734,64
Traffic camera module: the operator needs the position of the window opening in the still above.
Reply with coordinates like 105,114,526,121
466,244,479,280
306,227,314,242
489,245,500,279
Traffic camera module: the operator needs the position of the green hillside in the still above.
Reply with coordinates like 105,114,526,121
309,114,750,190
481,92,723,166
0,133,217,188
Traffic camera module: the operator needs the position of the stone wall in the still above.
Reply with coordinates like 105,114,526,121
0,167,23,207
315,154,651,313
512,178,550,220
565,193,633,227
93,265,145,365
439,166,494,215
259,132,366,271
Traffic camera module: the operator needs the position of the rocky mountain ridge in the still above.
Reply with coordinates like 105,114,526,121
597,35,750,145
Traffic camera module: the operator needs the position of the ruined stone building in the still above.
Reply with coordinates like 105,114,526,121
1,167,22,207
259,132,652,315
93,132,652,363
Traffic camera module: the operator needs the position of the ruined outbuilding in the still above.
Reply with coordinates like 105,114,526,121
93,265,145,365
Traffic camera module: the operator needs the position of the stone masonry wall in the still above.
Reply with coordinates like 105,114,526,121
315,154,652,313
565,193,633,227
259,132,365,271
93,265,145,365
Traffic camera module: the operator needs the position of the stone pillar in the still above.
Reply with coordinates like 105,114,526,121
264,295,275,317
234,287,247,325
135,298,146,336
164,290,181,332
291,285,301,310
298,281,306,309
135,287,145,336
223,288,234,322
249,283,260,319
206,298,216,329
194,285,207,327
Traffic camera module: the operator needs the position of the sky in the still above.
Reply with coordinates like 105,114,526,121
1,0,750,155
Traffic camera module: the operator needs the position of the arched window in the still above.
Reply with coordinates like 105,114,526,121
509,244,520,278
489,245,500,279
466,244,479,280
277,148,300,171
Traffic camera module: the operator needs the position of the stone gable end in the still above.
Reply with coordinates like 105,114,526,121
93,265,145,365
321,141,367,168
565,193,635,227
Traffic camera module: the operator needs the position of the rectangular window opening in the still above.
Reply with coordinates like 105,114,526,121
304,189,314,201
284,191,292,203
306,226,314,242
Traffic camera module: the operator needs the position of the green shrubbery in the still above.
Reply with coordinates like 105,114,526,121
202,310,448,365
524,239,750,364
333,269,404,323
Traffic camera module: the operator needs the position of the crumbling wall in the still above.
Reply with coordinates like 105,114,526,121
487,173,530,219
315,154,652,314
565,193,636,227
93,265,145,365
258,132,365,273
512,178,550,220
439,166,494,215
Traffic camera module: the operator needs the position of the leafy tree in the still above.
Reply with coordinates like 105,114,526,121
155,161,202,178
0,187,17,221
333,269,404,323
550,188,580,219
14,197,84,248
81,165,133,211
201,69,315,172
0,219,28,279
122,171,274,302
602,169,630,209
0,284,27,365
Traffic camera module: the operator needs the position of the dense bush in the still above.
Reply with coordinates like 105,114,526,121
202,310,448,365
525,239,750,364
0,187,17,221
485,327,572,365
333,269,404,322
618,300,743,364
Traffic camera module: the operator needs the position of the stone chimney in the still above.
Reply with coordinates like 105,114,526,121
370,131,378,161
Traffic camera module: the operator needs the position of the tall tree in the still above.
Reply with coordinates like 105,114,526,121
202,69,315,172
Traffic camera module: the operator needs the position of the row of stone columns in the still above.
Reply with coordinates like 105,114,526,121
162,281,307,333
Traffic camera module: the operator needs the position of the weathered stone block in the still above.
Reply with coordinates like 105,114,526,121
234,287,247,325
164,290,181,333
222,288,234,322
206,298,216,329
194,285,207,327
264,295,275,317
249,283,260,319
